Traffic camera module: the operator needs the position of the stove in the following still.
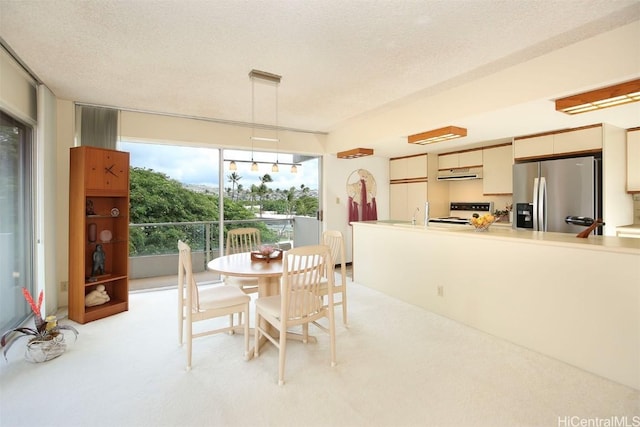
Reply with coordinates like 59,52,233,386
428,202,494,226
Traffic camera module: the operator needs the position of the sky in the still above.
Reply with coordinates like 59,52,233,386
119,141,319,191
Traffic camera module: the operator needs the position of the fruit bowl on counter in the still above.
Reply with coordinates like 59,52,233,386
469,214,496,231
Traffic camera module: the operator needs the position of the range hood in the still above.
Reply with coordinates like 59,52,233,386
437,167,483,181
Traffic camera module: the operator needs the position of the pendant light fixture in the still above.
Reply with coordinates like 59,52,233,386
250,74,259,171
229,160,237,171
248,69,282,172
272,77,280,173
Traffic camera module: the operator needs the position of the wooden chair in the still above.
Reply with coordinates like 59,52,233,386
177,240,250,370
224,228,261,294
320,230,348,326
254,245,337,385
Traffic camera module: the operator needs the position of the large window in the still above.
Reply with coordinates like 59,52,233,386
0,111,34,333
118,141,321,280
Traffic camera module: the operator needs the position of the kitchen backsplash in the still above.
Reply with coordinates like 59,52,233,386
448,179,512,218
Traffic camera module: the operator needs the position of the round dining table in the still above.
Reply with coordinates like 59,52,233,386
207,251,283,297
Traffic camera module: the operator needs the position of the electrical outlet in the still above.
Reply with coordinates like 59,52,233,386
437,285,444,297
60,281,68,292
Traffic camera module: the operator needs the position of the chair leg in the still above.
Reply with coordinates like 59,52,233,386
278,326,287,386
329,306,337,368
254,311,261,358
342,289,348,326
243,305,250,360
186,320,193,371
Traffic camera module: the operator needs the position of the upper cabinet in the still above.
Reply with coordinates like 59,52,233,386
389,154,429,223
514,124,602,160
438,149,483,170
390,153,428,180
627,128,640,193
482,144,513,195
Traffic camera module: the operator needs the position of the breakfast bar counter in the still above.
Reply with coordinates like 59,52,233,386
351,221,640,390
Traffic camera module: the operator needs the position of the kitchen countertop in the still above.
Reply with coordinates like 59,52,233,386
617,224,640,231
360,220,640,255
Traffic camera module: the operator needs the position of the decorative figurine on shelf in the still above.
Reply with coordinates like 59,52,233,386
86,199,95,215
91,244,106,277
85,284,110,307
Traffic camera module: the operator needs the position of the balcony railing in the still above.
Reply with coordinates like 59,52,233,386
128,217,311,287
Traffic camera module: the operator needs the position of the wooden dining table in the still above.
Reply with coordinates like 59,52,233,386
207,252,317,355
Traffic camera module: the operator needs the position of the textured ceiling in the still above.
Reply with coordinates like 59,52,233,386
1,0,639,156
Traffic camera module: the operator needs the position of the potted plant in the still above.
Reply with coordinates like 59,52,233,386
493,203,513,223
1,288,78,362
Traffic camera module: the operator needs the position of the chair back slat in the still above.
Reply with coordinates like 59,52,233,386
282,245,332,320
226,228,261,254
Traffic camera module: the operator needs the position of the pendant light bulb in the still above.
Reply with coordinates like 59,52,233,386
229,161,237,171
272,162,279,173
290,164,298,174
251,161,259,172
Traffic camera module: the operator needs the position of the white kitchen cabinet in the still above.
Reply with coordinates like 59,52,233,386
482,144,513,195
554,126,602,153
389,183,408,220
390,154,427,180
406,155,428,178
438,149,482,169
514,134,554,158
438,153,458,170
390,154,429,223
389,182,427,224
514,125,602,160
458,150,483,168
627,129,640,192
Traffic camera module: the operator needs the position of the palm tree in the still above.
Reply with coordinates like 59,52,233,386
227,172,242,201
256,174,273,217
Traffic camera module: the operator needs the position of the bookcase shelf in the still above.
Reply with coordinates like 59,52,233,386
69,146,130,324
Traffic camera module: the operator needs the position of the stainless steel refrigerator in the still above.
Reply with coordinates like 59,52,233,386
512,155,602,234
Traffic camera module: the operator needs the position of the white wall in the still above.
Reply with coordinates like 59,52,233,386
603,124,634,235
322,154,389,263
55,100,74,308
37,85,58,314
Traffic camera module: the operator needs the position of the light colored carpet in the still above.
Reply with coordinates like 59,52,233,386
1,277,638,427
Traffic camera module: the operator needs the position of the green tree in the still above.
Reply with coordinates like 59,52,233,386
129,167,281,255
227,172,242,201
256,174,273,217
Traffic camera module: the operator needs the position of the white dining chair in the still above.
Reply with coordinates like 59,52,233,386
254,244,337,385
177,240,250,370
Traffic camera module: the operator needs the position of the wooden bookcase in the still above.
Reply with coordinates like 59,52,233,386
69,146,130,324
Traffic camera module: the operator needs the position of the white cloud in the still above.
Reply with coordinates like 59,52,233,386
119,141,318,190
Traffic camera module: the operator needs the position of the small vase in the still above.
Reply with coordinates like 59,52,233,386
88,223,97,243
25,334,66,363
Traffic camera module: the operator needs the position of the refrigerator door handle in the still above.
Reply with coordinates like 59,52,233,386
532,177,540,230
539,176,547,231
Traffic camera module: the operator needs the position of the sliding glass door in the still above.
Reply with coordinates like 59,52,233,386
0,111,35,332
